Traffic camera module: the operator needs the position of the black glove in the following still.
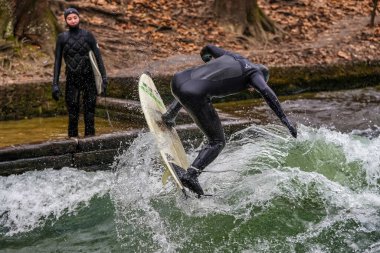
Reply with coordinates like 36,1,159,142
287,123,297,138
101,86,107,97
101,78,107,97
162,113,176,128
282,117,297,138
201,53,212,63
52,85,60,101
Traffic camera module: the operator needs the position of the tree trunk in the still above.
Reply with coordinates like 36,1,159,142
370,0,379,27
0,0,13,40
213,0,281,42
0,0,61,55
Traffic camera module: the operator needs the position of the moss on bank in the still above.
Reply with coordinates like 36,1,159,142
1,61,379,120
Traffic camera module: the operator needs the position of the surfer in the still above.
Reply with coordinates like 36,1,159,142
52,8,107,137
162,44,297,196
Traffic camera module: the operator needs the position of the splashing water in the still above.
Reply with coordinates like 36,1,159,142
108,124,380,252
0,168,114,236
1,124,379,252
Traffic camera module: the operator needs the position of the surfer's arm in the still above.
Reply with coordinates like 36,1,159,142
250,74,297,138
200,44,226,62
52,34,63,88
162,100,182,127
88,32,107,90
52,34,64,101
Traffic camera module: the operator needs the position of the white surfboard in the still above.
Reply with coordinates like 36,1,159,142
138,72,189,195
89,50,102,95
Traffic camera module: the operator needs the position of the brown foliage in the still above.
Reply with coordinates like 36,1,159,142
0,0,379,84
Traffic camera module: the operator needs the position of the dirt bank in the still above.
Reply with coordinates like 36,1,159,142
0,0,379,85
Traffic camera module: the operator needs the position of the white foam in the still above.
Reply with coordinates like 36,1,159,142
0,167,113,236
110,133,179,252
299,125,380,187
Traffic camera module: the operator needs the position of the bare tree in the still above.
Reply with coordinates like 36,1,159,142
370,0,379,27
0,0,61,54
213,0,281,42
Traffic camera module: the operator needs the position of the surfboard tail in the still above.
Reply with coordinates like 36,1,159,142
162,168,171,185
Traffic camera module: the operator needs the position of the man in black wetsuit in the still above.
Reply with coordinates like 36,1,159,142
52,8,107,137
162,44,297,196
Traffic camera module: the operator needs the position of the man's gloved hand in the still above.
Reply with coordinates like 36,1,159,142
287,123,297,138
162,112,176,128
52,85,60,101
281,117,297,138
101,78,107,97
201,53,212,63
101,87,107,97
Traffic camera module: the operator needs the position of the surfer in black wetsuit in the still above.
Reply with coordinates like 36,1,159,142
52,8,107,137
162,44,297,196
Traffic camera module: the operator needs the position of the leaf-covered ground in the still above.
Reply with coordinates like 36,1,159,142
0,0,379,84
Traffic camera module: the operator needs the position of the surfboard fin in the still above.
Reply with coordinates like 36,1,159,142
162,168,171,185
182,189,188,199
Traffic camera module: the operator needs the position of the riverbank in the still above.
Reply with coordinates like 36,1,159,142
0,119,251,176
0,0,378,85
0,0,379,175
1,59,379,120
1,85,379,175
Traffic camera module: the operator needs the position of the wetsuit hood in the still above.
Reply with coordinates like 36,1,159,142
64,8,80,30
64,8,79,20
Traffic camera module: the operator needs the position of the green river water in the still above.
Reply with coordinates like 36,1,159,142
0,117,132,148
0,86,379,252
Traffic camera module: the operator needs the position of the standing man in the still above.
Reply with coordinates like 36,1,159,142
52,8,107,137
162,44,297,196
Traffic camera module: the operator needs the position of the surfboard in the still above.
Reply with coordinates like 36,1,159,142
89,50,102,95
138,72,189,195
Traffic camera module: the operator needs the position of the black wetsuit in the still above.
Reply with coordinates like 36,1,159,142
53,26,106,137
164,45,294,172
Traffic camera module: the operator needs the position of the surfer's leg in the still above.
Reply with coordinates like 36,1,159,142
82,75,97,137
176,81,226,172
162,99,182,127
172,80,226,195
172,97,225,195
162,69,193,126
65,81,80,137
188,101,226,171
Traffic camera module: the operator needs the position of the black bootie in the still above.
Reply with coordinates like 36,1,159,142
171,164,204,196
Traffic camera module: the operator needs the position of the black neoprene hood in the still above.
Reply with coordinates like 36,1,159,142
64,8,79,19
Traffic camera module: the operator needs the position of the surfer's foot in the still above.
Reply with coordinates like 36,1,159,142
161,113,176,128
173,165,204,196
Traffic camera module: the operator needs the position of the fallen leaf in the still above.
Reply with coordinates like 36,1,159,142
337,51,351,60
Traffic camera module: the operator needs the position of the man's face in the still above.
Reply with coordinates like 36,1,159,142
66,13,80,27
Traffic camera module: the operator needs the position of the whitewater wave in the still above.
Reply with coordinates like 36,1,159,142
0,168,113,236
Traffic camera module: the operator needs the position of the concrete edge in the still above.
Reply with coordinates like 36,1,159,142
0,119,253,176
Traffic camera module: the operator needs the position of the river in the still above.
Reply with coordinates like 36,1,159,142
0,86,379,252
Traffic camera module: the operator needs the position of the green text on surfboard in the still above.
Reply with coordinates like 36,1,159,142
139,82,165,110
